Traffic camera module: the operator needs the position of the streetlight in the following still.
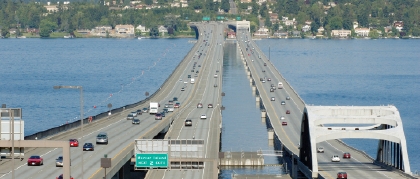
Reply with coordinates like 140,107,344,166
53,85,84,179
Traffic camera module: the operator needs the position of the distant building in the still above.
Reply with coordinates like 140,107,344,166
393,21,403,32
331,29,351,37
302,25,311,32
317,27,325,33
273,31,288,38
354,27,370,37
115,25,134,35
353,21,359,29
93,26,112,36
136,25,149,32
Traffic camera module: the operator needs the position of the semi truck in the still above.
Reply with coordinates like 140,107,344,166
149,102,159,114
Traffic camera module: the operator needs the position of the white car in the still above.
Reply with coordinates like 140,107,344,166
130,112,137,117
331,155,340,162
271,97,275,101
280,116,285,120
168,107,174,112
200,114,207,119
214,74,218,78
317,147,324,153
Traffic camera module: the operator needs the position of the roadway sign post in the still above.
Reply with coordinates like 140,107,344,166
135,153,168,168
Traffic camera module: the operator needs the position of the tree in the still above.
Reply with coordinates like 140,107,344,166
310,21,319,34
220,0,230,13
369,30,379,39
144,0,153,5
149,26,159,37
1,27,10,38
329,16,343,30
39,19,57,38
412,27,420,37
342,18,352,30
265,16,271,28
272,22,279,32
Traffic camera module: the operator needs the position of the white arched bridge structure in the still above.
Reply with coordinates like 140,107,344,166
226,20,250,32
299,105,411,178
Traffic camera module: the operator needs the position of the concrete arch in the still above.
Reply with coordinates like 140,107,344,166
300,105,411,177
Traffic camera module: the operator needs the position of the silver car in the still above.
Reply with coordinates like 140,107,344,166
96,132,108,145
126,114,134,120
55,156,63,167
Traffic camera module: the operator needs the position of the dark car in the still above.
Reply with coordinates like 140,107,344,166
56,174,74,179
286,110,290,114
132,118,140,125
142,107,148,113
136,109,143,115
83,143,94,151
337,172,347,179
155,113,162,120
161,112,166,117
163,108,168,113
343,152,351,159
264,63,267,66
173,97,178,101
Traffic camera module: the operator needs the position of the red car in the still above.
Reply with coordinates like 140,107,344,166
286,110,290,114
282,122,287,126
56,174,74,179
343,152,351,159
27,155,43,166
69,139,79,147
337,171,347,179
174,103,180,108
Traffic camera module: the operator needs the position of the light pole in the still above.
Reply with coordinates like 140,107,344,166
54,85,84,179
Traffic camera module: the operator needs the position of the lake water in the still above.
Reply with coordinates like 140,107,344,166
0,38,419,175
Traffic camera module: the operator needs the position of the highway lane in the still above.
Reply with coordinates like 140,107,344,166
0,25,213,179
145,22,224,179
236,29,411,179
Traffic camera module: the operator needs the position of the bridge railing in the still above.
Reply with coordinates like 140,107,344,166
25,36,201,141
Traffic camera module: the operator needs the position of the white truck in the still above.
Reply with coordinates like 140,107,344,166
191,78,195,84
149,102,159,114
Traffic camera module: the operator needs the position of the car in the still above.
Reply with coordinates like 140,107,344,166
56,174,74,179
280,116,285,120
286,96,291,100
197,103,203,108
136,109,143,115
69,139,79,147
198,65,201,67
282,122,287,126
317,147,324,153
173,97,178,101
331,155,341,162
214,74,218,78
130,111,137,117
188,75,191,78
286,110,290,114
281,101,286,105
27,155,43,166
163,108,168,113
194,74,198,77
168,107,174,112
271,84,275,87
196,70,199,73
142,107,148,113
168,100,174,105
126,114,134,120
208,104,213,108
96,132,108,144
155,113,162,120
268,78,271,81
200,114,207,119
264,63,267,66
132,118,140,125
83,143,94,151
271,97,275,101
262,80,266,83
270,88,274,92
185,119,192,126
161,112,166,117
191,69,194,72
343,152,351,159
181,87,185,91
174,103,180,108
216,70,219,73
337,172,347,179
214,84,218,87
55,156,70,167
262,70,266,72
260,78,263,81
184,81,188,84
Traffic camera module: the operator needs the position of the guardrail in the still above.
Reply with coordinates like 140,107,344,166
25,32,200,141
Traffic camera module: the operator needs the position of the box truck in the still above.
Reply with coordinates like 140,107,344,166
149,102,159,114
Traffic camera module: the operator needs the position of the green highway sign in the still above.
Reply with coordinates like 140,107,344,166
135,153,168,168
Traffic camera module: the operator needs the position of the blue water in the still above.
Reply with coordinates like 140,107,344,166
255,39,420,173
0,38,194,135
1,38,419,174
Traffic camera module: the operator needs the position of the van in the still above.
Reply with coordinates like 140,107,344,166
96,132,108,145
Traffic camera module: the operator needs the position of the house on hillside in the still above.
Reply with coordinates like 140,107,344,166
331,29,351,38
115,25,134,37
302,25,311,32
354,27,370,37
393,21,403,32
